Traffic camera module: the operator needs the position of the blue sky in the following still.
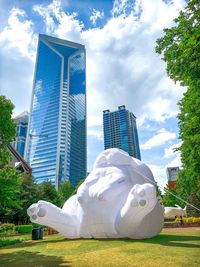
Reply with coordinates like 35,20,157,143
0,0,187,189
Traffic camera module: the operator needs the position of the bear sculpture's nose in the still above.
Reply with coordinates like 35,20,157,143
98,193,104,201
77,195,84,204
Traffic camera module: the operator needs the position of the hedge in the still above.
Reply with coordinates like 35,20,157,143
15,225,33,233
0,223,15,233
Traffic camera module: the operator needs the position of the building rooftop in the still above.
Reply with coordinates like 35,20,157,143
14,111,29,122
103,105,136,118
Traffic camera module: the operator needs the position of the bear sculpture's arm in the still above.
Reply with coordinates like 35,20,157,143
115,183,157,237
27,197,79,238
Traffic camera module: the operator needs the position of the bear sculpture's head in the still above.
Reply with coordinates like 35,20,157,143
71,149,156,218
77,148,154,201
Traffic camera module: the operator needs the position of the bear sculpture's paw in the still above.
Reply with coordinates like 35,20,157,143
27,200,56,225
122,183,157,219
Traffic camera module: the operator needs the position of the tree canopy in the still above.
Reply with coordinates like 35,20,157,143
14,174,39,224
156,0,200,216
58,180,74,207
0,95,16,167
156,0,200,88
38,181,61,207
0,167,22,222
0,96,22,222
162,186,184,208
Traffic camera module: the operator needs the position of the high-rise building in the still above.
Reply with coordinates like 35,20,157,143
103,105,141,159
25,34,86,188
12,111,29,157
166,167,179,189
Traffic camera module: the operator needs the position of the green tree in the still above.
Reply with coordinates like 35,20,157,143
0,95,16,167
155,0,200,88
155,0,200,216
155,183,162,198
0,167,22,223
0,96,21,223
186,192,200,217
13,174,39,224
38,181,61,207
162,186,184,208
58,180,74,206
71,179,85,196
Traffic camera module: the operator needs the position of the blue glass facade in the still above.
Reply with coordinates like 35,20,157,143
25,35,86,188
103,105,141,160
12,111,29,157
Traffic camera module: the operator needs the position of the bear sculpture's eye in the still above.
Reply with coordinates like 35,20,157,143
118,179,125,184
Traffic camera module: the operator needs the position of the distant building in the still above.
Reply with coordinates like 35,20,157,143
25,34,87,189
166,167,179,189
103,105,141,159
12,111,29,158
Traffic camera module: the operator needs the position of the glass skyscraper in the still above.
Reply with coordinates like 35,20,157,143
25,34,86,188
12,111,29,157
103,105,141,160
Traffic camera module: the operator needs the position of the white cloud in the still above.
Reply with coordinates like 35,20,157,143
166,154,182,168
141,128,176,150
164,142,182,158
33,0,83,42
0,7,36,116
138,0,186,31
147,163,167,190
88,115,103,127
112,0,134,17
0,7,37,60
90,9,104,25
87,129,103,141
33,4,56,34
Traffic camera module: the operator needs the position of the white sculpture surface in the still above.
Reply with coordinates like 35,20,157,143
164,205,186,219
28,148,164,239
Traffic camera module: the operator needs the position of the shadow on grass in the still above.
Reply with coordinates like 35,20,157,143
29,234,200,249
41,234,200,249
124,234,200,248
1,233,200,253
0,250,71,267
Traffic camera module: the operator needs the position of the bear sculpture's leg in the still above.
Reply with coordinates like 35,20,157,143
27,200,78,238
115,183,157,238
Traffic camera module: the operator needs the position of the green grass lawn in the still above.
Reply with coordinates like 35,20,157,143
0,234,31,248
0,232,200,267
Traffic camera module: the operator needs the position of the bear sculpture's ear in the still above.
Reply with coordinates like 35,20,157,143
93,148,132,169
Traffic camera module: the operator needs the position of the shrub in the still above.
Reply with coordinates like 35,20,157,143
0,223,15,234
15,225,33,233
175,217,200,223
184,217,200,223
31,223,45,228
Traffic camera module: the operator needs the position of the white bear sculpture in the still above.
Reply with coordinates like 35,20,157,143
27,148,164,239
